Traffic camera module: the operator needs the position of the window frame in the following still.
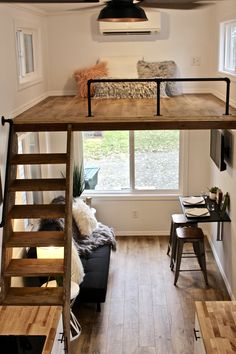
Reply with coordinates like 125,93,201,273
219,19,236,78
80,130,187,197
15,20,43,89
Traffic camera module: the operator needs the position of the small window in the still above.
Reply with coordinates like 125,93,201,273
16,25,42,88
220,20,236,75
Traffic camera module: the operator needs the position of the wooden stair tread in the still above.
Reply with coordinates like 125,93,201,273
9,178,66,191
5,231,65,247
2,287,64,305
8,204,65,219
5,259,64,277
11,153,67,165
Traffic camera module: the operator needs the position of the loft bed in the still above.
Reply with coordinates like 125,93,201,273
12,58,236,132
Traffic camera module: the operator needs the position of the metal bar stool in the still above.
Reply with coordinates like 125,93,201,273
167,214,197,270
174,226,208,286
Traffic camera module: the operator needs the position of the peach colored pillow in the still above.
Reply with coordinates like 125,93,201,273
74,62,108,98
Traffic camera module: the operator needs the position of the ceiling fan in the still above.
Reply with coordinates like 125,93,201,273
6,0,224,9
60,0,224,22
6,0,224,20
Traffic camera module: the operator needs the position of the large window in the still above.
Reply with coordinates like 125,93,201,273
83,130,180,193
220,20,236,75
15,23,42,88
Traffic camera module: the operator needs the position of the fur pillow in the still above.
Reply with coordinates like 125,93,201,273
72,198,98,236
71,240,85,284
74,62,108,98
137,60,182,96
137,60,177,78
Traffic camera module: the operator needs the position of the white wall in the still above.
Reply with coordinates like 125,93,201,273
208,0,236,298
47,6,214,94
0,4,48,268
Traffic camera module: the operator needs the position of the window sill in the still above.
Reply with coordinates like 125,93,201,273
82,192,181,201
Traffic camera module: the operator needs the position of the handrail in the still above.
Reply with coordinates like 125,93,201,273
0,116,13,228
87,77,231,117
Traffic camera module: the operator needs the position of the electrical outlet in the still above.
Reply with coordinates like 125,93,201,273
192,56,201,66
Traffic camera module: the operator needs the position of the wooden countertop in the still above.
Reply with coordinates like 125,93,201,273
195,301,236,354
0,305,62,354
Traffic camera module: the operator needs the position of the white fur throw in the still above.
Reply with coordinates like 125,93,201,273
72,198,98,236
71,240,85,285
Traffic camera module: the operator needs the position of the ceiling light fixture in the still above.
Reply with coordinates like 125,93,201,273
97,0,148,22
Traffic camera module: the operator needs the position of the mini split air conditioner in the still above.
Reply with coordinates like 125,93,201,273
99,10,161,35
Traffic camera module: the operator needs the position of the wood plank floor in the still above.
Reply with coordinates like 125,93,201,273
71,236,230,354
13,94,236,131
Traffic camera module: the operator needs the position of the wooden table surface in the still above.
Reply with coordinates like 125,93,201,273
195,301,236,353
0,305,62,354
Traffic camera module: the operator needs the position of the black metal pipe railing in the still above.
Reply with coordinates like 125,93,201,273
87,77,231,117
0,116,13,228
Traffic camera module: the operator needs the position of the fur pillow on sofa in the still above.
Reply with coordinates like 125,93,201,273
71,240,85,284
137,60,182,96
74,61,108,98
72,198,98,236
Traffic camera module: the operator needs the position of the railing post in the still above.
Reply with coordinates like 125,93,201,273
225,77,230,115
156,79,161,116
87,80,93,117
0,117,13,228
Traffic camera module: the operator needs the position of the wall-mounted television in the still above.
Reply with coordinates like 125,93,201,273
210,129,226,171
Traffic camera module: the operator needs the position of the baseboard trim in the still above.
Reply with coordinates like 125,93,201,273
183,88,211,94
206,233,235,300
47,90,76,96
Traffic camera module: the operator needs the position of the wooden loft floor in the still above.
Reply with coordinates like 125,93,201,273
13,94,236,132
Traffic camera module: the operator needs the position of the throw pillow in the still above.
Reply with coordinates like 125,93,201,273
137,59,177,78
74,61,108,98
94,80,168,99
71,240,85,285
72,198,98,236
137,60,182,96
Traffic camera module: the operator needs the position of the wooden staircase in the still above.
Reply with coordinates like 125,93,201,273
0,121,73,353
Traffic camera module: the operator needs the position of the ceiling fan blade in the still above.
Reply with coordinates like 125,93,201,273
67,3,105,11
0,0,100,2
139,0,216,10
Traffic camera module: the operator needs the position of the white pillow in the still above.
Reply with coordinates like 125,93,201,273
71,241,85,285
99,56,139,78
72,198,98,236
